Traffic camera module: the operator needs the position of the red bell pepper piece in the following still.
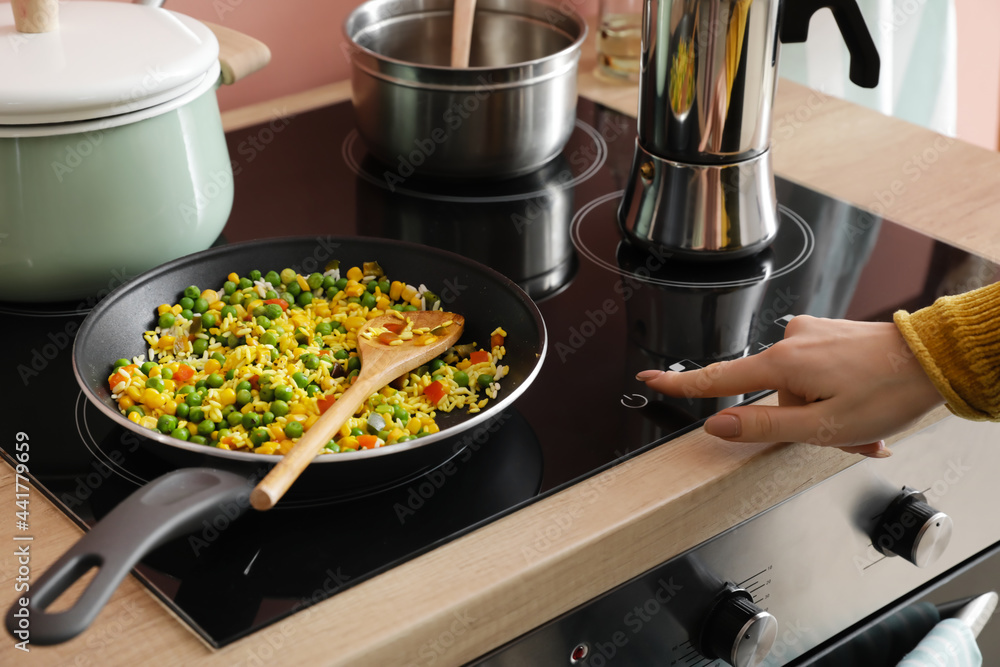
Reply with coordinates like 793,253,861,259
173,364,194,383
378,332,398,345
423,380,446,404
357,434,379,449
469,350,490,365
384,321,405,334
264,298,289,311
317,394,337,413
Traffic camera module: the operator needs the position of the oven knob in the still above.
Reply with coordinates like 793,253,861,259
699,587,777,667
874,487,953,568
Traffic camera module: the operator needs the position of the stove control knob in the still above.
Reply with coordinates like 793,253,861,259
699,587,777,667
874,487,953,568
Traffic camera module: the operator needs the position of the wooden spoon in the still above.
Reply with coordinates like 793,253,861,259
250,310,465,510
450,0,476,68
11,0,59,33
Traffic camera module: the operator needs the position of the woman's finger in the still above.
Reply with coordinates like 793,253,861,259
637,356,782,400
838,441,892,458
702,403,855,445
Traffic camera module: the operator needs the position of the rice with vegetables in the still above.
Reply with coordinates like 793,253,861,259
107,261,509,455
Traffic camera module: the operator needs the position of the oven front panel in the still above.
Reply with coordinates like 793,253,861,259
475,416,1000,666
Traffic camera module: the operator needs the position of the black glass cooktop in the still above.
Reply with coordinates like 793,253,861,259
3,98,998,648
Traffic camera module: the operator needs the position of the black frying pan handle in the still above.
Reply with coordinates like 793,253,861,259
6,468,252,645
780,0,881,88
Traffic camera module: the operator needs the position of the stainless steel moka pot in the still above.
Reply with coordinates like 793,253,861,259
618,0,880,259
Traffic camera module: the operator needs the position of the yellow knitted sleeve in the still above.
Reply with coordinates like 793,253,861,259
893,281,1000,421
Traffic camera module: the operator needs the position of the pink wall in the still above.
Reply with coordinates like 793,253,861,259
162,0,996,149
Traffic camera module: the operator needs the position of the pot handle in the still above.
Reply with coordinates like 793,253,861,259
5,468,253,645
203,21,273,85
780,0,880,88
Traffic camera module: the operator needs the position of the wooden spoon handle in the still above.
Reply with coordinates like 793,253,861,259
202,21,272,85
250,372,384,510
11,0,58,33
450,0,476,68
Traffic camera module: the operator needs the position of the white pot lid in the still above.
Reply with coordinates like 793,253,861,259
0,1,219,125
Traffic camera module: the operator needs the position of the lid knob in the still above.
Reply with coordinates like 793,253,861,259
12,0,58,33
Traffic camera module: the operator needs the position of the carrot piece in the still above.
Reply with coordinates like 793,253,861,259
423,380,446,404
469,350,490,365
357,434,379,449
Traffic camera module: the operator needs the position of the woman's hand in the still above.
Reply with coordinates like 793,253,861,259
636,315,945,457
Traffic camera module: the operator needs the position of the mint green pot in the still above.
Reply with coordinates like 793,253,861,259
0,83,233,303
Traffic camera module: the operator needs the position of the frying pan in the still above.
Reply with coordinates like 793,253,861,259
6,236,546,645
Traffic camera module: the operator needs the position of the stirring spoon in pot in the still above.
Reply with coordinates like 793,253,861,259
251,311,465,510
450,0,476,67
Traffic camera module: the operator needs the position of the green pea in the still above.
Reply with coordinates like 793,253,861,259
264,289,278,300
284,421,304,439
250,427,270,446
291,372,309,388
274,385,294,402
157,415,178,434
236,389,253,405
179,297,194,311
350,427,365,437
347,355,361,372
220,305,238,321
260,332,278,347
322,275,338,290
177,385,194,396
286,281,302,297
431,374,444,382
217,428,231,441
325,440,341,453
346,296,360,305
223,280,237,295
206,373,224,388
188,406,205,423
315,322,333,336
171,427,190,441
302,354,319,370
190,435,208,446
477,373,494,389
280,268,296,284
140,361,156,375
270,400,290,417
305,384,320,396
234,380,251,393
378,280,390,294
241,412,260,430
265,303,283,320
193,298,209,314
259,386,275,402
264,270,281,285
145,377,165,392
225,333,243,348
396,435,412,443
227,411,243,427
305,272,323,289
248,270,262,281
403,304,417,311
429,359,445,372
366,280,378,294
261,411,275,425
181,309,194,321
297,291,313,306
191,338,209,356
393,405,409,424
453,371,469,387
211,351,226,365
375,403,393,414
360,292,376,310
256,315,272,330
113,358,130,369
195,379,208,390
183,286,201,300
197,420,216,436
225,369,235,380
222,405,235,418
125,405,145,418
334,349,349,360
201,312,218,329
159,367,173,380
229,291,244,305
174,403,190,420
185,391,203,407
158,312,176,329
238,277,253,290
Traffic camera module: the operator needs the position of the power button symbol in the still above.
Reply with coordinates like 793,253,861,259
621,393,648,409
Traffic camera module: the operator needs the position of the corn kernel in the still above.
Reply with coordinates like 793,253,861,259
204,359,221,374
366,309,383,320
389,281,403,301
344,282,365,298
339,436,359,450
163,379,175,392
346,266,363,281
219,387,236,406
156,335,175,351
296,274,311,293
157,304,172,315
143,390,166,409
374,296,390,311
344,316,366,332
127,411,142,424
126,385,143,402
278,440,295,455
268,424,285,441
228,272,240,284
457,359,472,370
172,304,183,315
304,414,319,429
163,400,177,416
388,428,405,443
208,408,223,423
424,423,440,434
119,396,135,410
290,403,308,415
407,419,422,434
287,413,307,423
315,304,331,318
201,289,219,304
140,415,158,430
255,443,277,456
339,422,352,438
409,296,422,308
209,301,224,311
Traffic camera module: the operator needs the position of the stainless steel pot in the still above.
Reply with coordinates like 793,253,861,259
344,0,587,180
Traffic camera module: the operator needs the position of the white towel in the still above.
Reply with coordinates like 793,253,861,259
896,619,982,667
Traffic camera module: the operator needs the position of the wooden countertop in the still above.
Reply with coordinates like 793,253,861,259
4,43,1000,667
